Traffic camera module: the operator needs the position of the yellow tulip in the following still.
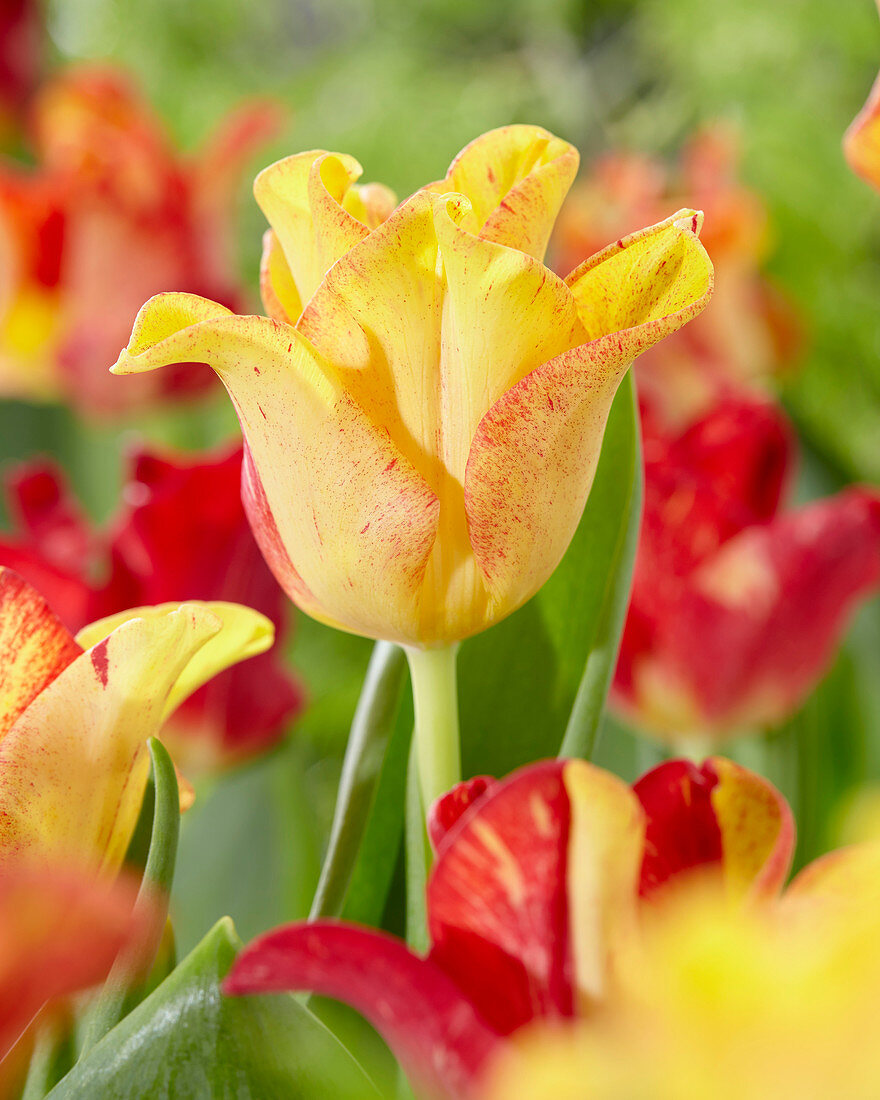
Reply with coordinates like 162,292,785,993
112,125,714,649
0,567,273,873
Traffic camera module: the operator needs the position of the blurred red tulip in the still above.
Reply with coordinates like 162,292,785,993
0,0,41,148
613,393,880,743
225,755,793,1100
0,65,281,414
0,443,303,772
552,126,801,427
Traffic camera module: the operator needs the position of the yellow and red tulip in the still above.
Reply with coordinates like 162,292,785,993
112,125,713,647
224,755,794,1099
0,446,304,772
0,66,280,413
614,392,880,744
0,566,273,872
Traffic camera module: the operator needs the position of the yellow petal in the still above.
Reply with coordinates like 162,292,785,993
785,839,880,911
425,124,579,260
112,293,440,643
76,600,274,719
0,567,82,741
259,228,302,324
563,759,644,1008
464,209,713,617
0,604,224,872
254,151,374,315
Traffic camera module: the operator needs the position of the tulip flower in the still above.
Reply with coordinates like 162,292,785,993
845,1,880,189
0,0,41,148
551,126,800,427
0,864,148,1072
0,566,273,872
613,392,880,745
0,445,304,772
0,65,280,412
482,843,880,1100
112,125,713,803
225,754,798,1100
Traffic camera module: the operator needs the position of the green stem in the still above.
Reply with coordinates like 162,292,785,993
404,645,461,812
309,641,407,919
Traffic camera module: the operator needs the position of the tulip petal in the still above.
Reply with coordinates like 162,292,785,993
464,210,713,615
425,124,579,260
75,600,274,719
259,227,302,324
634,757,793,901
427,761,576,1034
845,69,880,190
0,567,81,740
254,151,372,314
428,775,496,854
0,603,225,871
112,293,440,642
562,759,644,1007
225,920,500,1100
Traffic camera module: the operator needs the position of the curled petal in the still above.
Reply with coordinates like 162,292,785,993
254,151,373,314
426,124,579,260
464,211,713,615
112,293,440,643
259,228,301,324
0,567,81,740
0,603,225,871
75,600,274,719
224,921,500,1100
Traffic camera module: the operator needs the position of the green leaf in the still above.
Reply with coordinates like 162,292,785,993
49,919,378,1100
458,374,642,777
310,642,407,919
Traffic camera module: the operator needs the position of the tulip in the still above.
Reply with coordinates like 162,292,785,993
0,65,280,412
482,843,880,1100
224,754,797,1100
0,0,41,148
0,566,272,872
0,446,304,772
112,125,713,802
845,1,880,190
551,126,800,428
613,392,880,745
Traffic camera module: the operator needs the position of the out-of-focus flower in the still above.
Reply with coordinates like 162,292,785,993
113,125,713,647
0,864,147,1070
613,392,880,744
0,444,303,772
552,127,800,427
0,0,41,148
0,566,272,872
845,2,880,189
0,66,281,413
482,842,880,1100
224,755,795,1100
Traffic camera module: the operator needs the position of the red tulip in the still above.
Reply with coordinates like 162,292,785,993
613,393,880,743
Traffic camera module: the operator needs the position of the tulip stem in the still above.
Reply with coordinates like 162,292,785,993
405,644,462,812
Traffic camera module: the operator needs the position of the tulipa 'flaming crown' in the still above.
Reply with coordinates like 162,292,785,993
113,126,713,646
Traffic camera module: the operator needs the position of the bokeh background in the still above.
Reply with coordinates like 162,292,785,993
2,0,879,980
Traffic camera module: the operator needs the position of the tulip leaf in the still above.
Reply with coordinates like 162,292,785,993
310,641,407,919
458,374,642,777
49,918,378,1100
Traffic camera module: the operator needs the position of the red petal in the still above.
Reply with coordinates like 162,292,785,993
224,920,500,1100
427,760,574,1034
